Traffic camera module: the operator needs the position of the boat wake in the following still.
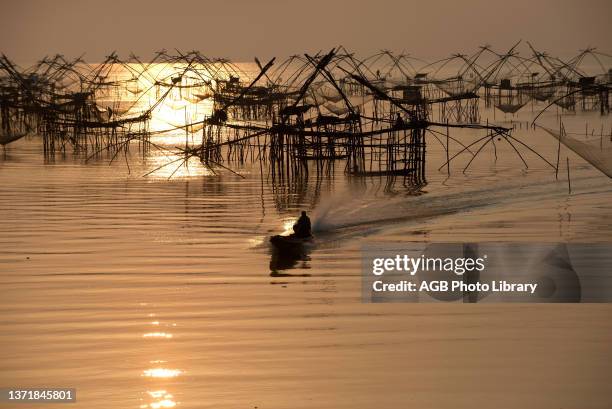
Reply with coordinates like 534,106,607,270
310,171,612,245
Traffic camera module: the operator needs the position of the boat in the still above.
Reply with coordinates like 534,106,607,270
269,234,314,252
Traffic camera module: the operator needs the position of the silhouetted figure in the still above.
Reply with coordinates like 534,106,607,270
292,211,312,238
394,113,405,128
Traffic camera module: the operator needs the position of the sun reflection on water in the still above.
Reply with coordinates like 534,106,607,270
142,368,182,378
140,310,182,408
146,153,215,179
282,218,297,236
143,332,173,339
139,390,177,409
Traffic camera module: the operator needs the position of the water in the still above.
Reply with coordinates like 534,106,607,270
1,102,612,407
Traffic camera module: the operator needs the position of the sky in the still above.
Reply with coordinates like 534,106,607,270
1,0,611,63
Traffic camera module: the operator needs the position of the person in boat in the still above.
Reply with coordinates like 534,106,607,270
292,211,312,238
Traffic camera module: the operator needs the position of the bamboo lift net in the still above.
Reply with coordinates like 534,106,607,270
540,126,612,178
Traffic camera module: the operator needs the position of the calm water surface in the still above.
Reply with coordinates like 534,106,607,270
1,104,612,408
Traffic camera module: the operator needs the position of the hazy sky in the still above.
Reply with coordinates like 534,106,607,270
1,0,610,63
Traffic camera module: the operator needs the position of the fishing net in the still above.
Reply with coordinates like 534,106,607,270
495,101,529,114
552,96,576,110
323,101,350,116
541,126,612,178
315,86,344,103
531,89,555,101
435,77,480,97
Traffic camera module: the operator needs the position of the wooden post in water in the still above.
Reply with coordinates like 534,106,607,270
446,122,450,176
567,157,571,194
555,121,562,180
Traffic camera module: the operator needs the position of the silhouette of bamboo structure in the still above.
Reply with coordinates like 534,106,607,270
1,42,609,183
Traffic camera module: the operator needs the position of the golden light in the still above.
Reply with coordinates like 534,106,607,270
146,153,216,179
248,236,265,247
141,390,177,409
147,391,167,399
128,63,215,135
142,368,182,378
281,218,297,236
115,63,227,177
143,332,173,339
149,400,176,409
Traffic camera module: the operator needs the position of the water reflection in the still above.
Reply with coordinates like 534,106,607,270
140,313,181,409
143,332,173,339
269,244,313,275
146,153,215,179
347,173,428,196
270,160,335,212
140,390,177,409
142,368,182,378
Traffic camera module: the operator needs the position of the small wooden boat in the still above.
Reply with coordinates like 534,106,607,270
269,234,314,252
